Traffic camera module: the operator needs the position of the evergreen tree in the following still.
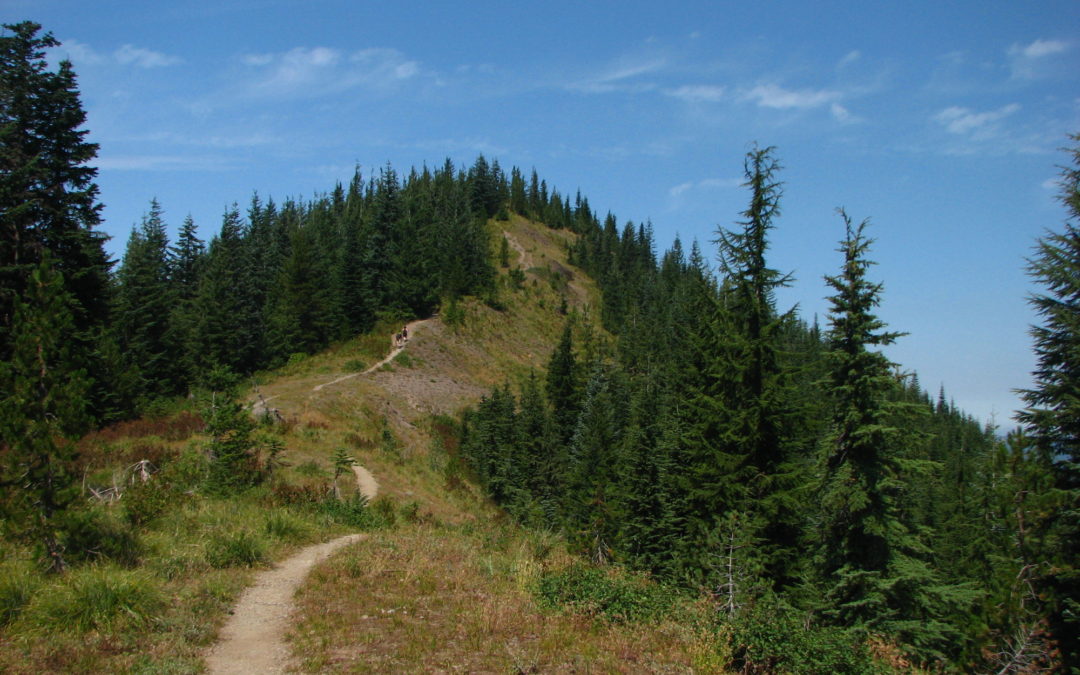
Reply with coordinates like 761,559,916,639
681,145,802,589
167,214,204,385
0,258,89,572
546,322,581,444
191,206,248,377
1016,134,1080,670
113,199,177,400
816,211,972,662
1,22,114,418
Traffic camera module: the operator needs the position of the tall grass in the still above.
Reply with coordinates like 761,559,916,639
0,559,42,627
22,565,164,633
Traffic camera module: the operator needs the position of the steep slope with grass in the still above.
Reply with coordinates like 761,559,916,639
244,215,600,521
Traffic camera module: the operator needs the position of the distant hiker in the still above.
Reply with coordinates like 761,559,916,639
402,325,409,342
394,332,403,347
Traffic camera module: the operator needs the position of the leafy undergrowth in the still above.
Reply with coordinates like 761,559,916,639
288,520,723,673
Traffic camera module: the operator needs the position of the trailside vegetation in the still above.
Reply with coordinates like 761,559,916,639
3,20,1079,672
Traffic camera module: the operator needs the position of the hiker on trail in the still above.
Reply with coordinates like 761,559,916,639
394,332,402,348
402,325,408,342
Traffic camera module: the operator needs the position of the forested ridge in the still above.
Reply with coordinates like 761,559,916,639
3,21,1079,673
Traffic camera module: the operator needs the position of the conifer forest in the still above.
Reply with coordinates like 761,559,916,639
2,20,1079,673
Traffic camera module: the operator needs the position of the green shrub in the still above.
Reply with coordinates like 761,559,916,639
0,559,41,626
535,563,677,624
123,475,174,526
204,530,268,568
726,602,881,674
317,494,373,528
24,565,163,632
61,507,143,567
295,460,328,478
344,358,367,373
264,510,310,542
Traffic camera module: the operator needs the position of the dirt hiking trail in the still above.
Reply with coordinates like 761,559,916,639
313,317,430,393
203,533,363,675
207,324,425,672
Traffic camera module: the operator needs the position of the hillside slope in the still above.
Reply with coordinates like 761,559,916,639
249,215,599,520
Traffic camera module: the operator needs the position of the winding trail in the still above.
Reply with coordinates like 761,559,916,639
208,322,431,671
504,232,533,269
204,533,364,675
313,317,430,392
352,464,379,500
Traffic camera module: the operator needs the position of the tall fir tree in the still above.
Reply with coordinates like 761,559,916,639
0,258,89,572
681,145,803,590
1016,134,1080,671
1,22,114,417
816,211,973,663
113,199,177,400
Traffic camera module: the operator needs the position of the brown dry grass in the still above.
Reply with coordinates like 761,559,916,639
288,523,714,674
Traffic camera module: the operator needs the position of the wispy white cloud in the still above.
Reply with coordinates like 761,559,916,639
52,40,182,69
1008,38,1070,79
240,45,420,98
742,83,841,109
568,56,666,94
934,103,1020,136
669,177,741,198
837,50,861,68
1011,38,1069,60
665,84,725,102
96,154,235,171
114,44,183,68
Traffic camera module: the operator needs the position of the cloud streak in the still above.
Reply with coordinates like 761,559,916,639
52,40,182,68
934,103,1021,136
742,83,841,109
240,45,421,98
1008,38,1071,79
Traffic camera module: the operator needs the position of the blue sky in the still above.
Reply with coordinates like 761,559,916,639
6,1,1078,428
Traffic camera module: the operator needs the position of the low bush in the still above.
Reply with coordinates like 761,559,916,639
534,563,677,624
61,507,143,567
123,475,175,526
725,602,880,674
316,494,372,528
204,530,268,568
264,510,310,542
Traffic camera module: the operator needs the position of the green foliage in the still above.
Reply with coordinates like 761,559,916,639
1015,134,1080,670
202,383,259,494
0,559,41,626
60,507,144,568
443,296,466,328
203,530,268,568
0,22,113,421
123,474,178,527
343,358,367,373
725,602,881,675
0,259,90,572
263,510,310,542
23,565,164,633
535,563,678,624
509,266,526,290
314,493,394,529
